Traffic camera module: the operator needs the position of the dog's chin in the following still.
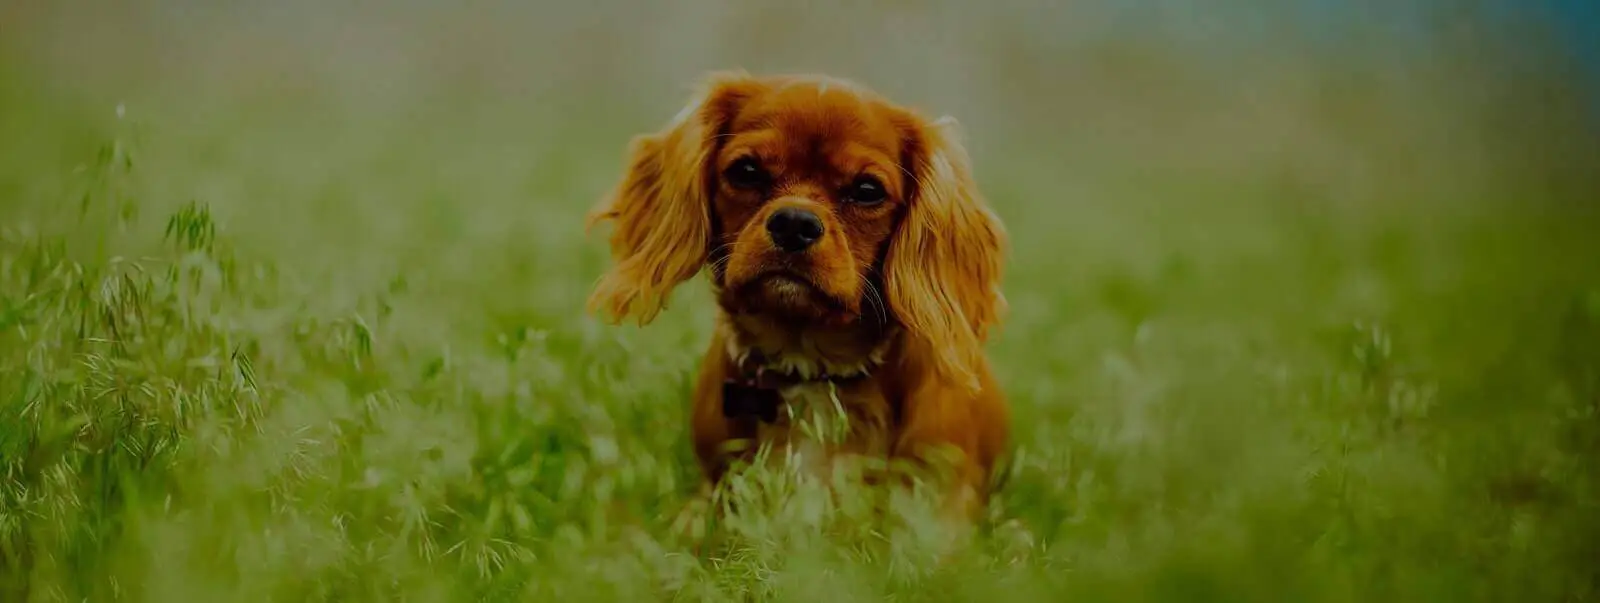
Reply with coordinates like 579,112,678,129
726,272,850,324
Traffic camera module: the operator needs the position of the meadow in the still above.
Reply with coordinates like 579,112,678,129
2,3,1599,601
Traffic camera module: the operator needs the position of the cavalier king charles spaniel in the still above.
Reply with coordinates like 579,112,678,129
585,71,1010,529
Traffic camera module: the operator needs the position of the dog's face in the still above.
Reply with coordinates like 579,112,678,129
586,72,1007,389
709,81,907,325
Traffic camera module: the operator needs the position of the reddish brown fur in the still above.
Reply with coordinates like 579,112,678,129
586,71,1010,528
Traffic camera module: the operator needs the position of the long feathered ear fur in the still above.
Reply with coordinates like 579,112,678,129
586,71,760,325
886,114,1009,392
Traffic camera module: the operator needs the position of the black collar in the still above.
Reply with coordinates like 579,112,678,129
721,354,868,423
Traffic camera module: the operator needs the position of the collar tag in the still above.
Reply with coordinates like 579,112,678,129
721,376,782,423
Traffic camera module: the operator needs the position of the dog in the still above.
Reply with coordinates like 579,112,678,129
584,71,1010,533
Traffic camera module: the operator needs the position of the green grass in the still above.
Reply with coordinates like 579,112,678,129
1,63,1599,603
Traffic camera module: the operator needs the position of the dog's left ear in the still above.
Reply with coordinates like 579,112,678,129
586,71,763,325
885,114,1009,391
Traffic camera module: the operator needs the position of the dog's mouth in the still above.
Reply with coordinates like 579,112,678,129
726,269,851,319
749,270,828,300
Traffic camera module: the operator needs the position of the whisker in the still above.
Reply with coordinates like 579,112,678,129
895,162,927,194
706,245,735,270
861,274,889,328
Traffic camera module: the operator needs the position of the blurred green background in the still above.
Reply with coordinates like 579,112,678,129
2,1,1598,601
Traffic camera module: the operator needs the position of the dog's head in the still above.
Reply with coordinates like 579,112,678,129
586,71,1007,389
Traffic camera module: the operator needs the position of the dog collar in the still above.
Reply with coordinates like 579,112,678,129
721,354,867,423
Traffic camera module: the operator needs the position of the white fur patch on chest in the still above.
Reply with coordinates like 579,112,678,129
715,314,898,480
756,381,851,476
746,379,894,487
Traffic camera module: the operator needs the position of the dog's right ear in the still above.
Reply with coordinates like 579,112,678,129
585,71,763,325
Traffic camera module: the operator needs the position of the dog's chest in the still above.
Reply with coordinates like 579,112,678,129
754,380,893,477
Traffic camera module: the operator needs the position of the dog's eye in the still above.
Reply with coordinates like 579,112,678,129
843,176,887,206
724,157,769,190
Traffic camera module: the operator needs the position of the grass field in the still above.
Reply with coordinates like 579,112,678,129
3,6,1600,601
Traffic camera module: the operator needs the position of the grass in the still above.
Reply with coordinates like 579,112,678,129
1,55,1599,602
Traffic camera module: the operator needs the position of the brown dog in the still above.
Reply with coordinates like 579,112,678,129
585,71,1010,530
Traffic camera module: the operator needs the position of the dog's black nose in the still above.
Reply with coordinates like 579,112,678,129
766,207,824,253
